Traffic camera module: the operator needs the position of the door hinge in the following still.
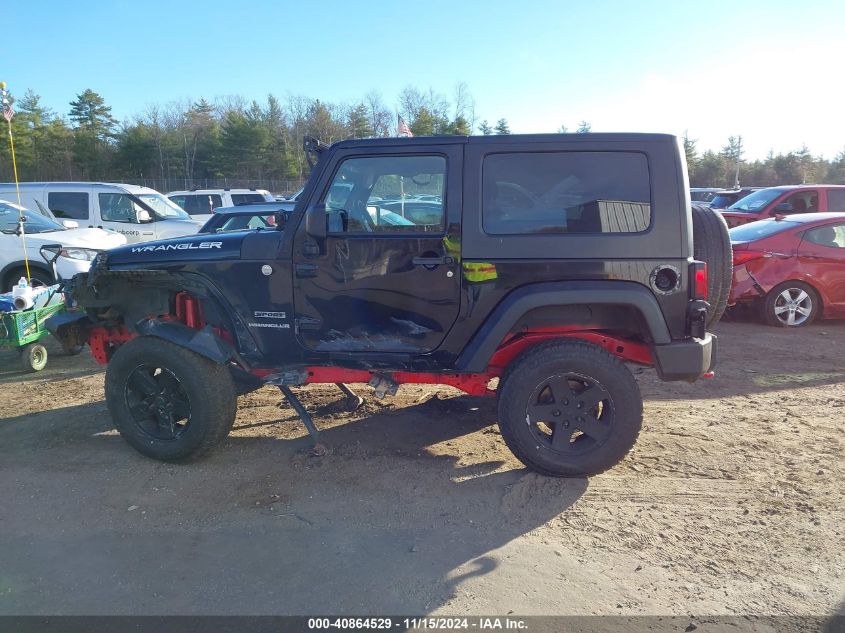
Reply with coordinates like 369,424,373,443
295,263,318,278
295,316,322,332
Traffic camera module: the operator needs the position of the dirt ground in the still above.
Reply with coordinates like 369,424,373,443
0,319,843,616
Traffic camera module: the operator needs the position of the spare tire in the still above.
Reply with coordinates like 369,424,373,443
691,203,732,327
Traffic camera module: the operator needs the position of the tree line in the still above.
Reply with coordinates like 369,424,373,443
684,134,845,189
1,85,843,194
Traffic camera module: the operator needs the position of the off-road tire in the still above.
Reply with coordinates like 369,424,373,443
763,280,820,328
21,343,48,372
691,203,732,327
497,340,643,477
105,336,237,461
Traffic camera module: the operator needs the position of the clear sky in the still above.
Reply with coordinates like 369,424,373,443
7,0,845,159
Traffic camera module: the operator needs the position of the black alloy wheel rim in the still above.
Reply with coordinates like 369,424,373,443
525,373,614,454
124,364,192,440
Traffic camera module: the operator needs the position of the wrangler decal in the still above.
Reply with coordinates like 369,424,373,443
130,241,223,253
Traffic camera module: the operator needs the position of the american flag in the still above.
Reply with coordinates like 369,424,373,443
1,95,12,122
397,115,413,137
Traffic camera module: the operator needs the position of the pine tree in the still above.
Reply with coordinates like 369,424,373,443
69,89,116,138
68,89,117,178
683,132,697,164
576,121,592,133
478,120,493,135
446,115,471,135
347,103,374,138
411,107,436,136
494,118,511,135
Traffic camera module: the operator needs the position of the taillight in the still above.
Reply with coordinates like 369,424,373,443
732,250,766,266
690,261,708,300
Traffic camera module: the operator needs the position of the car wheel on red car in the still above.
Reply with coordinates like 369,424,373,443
763,281,820,328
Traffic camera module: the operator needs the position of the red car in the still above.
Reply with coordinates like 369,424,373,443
721,185,845,228
729,212,845,327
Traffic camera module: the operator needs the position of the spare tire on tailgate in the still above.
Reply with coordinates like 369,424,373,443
691,203,732,327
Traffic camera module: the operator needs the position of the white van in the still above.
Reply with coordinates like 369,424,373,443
0,182,204,244
166,188,275,217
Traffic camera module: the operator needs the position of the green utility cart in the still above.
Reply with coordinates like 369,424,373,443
0,300,67,371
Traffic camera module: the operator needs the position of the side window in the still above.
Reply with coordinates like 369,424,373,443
177,194,221,214
322,155,446,234
826,190,845,212
99,193,141,223
216,214,273,232
481,152,651,234
780,190,818,214
231,193,265,206
168,195,186,209
804,223,845,249
47,192,89,220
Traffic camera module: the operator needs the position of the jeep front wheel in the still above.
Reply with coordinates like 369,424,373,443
105,337,237,461
497,340,643,477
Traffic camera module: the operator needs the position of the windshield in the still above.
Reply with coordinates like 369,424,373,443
728,188,784,213
135,193,191,220
709,195,735,209
0,203,65,234
729,218,800,242
690,190,717,202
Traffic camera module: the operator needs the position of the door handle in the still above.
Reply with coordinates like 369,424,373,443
295,263,319,278
412,255,454,267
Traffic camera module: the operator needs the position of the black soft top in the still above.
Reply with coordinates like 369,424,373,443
329,132,678,150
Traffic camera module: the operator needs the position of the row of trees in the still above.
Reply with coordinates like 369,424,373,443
0,84,525,192
1,85,843,193
684,134,845,188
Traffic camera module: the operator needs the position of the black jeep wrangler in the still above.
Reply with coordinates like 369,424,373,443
54,133,729,477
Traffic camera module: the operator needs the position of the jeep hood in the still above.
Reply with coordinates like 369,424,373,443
105,231,245,266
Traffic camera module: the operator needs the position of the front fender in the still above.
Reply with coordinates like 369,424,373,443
135,320,238,365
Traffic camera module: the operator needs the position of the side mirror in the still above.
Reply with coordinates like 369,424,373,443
61,220,79,229
305,203,326,238
137,209,152,223
773,202,793,214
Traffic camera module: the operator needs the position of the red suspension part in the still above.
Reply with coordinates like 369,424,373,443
175,292,204,329
302,366,496,397
88,324,135,365
88,292,230,364
487,327,653,372
257,329,655,397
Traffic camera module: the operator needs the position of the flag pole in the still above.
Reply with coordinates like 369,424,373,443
1,81,30,282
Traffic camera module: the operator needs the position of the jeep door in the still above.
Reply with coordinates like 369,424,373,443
292,145,462,354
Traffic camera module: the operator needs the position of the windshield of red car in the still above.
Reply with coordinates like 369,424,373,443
728,188,784,213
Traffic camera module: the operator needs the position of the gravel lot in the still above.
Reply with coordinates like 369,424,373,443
1,320,843,616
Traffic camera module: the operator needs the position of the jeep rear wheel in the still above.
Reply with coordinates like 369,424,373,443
105,337,237,461
691,203,732,327
497,340,643,477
